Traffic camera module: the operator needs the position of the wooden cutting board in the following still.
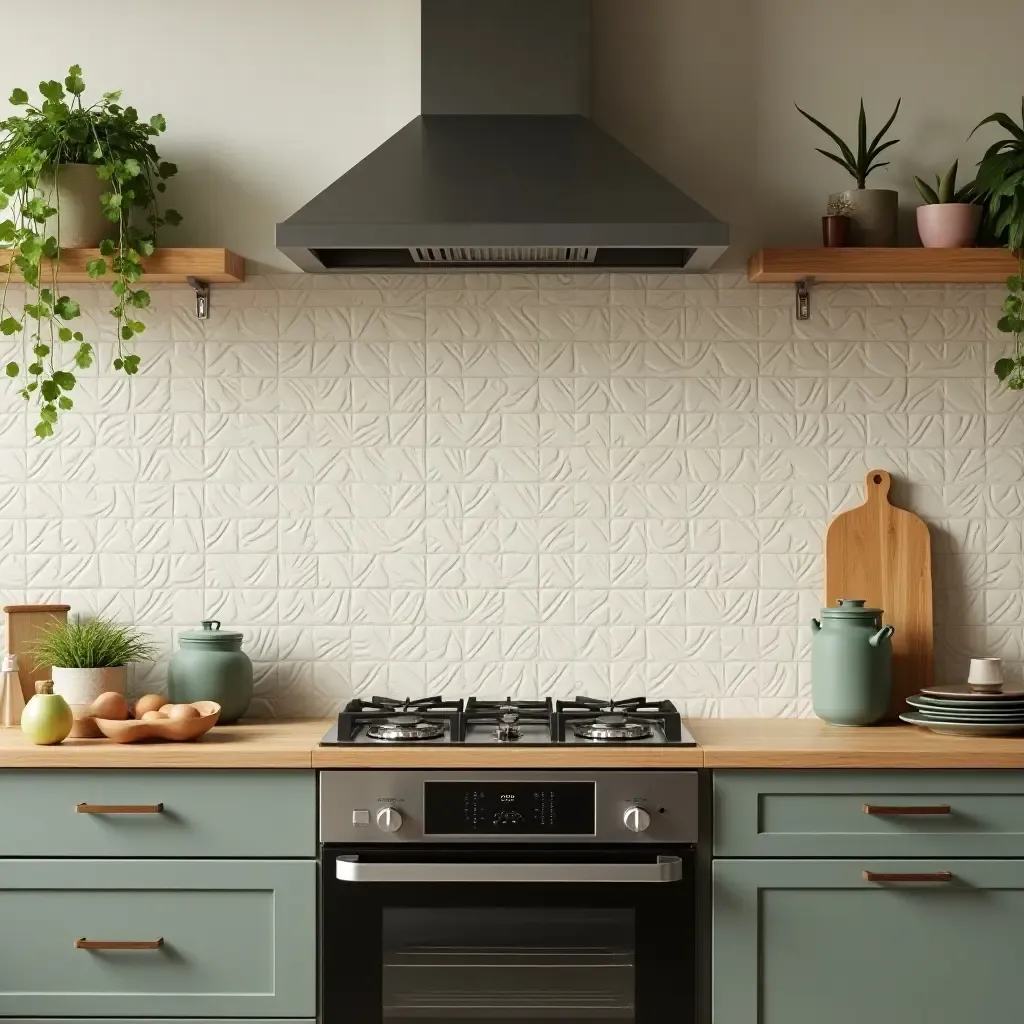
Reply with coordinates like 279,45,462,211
3,604,70,703
824,470,933,717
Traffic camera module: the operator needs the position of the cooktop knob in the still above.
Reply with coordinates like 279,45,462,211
623,806,651,833
376,807,403,833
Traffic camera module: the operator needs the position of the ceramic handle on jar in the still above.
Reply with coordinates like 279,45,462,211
869,624,895,647
810,618,821,634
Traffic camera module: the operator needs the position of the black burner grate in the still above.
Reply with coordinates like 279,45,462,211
555,696,683,743
336,695,463,743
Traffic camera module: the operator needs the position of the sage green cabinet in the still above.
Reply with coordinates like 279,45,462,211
0,858,315,1018
0,770,315,858
713,858,1024,1024
714,770,1024,858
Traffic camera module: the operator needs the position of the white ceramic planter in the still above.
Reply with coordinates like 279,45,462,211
51,666,126,706
37,163,109,248
52,666,127,738
916,203,981,248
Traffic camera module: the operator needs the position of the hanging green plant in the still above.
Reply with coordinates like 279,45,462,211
0,65,181,437
970,101,1024,389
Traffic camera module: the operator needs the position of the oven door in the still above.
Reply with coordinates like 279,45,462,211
321,843,694,1024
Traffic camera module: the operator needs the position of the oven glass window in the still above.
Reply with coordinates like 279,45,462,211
382,907,636,1021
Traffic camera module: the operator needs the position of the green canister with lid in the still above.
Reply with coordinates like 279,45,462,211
810,599,895,726
167,620,253,724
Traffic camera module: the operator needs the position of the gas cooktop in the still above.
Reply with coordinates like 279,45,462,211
319,695,696,747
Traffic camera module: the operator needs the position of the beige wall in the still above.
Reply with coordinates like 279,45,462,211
0,0,421,270
593,0,1023,267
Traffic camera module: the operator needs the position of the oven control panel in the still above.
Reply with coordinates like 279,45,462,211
425,781,595,835
320,770,698,843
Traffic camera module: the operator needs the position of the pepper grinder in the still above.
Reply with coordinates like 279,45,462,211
1,654,26,727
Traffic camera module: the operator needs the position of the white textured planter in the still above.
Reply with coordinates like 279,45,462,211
51,666,126,706
38,163,109,248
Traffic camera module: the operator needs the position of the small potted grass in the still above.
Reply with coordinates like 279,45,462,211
30,617,157,719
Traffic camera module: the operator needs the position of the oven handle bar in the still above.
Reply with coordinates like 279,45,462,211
335,854,683,884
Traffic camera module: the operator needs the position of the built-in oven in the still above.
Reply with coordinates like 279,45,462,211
320,770,698,1024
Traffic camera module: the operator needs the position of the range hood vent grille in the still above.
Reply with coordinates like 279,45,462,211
411,246,597,265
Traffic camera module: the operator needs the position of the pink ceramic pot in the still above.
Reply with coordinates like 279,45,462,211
916,203,981,248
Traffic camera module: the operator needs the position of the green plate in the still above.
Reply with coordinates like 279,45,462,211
907,697,1024,718
913,708,1024,723
900,712,1024,736
909,694,1024,712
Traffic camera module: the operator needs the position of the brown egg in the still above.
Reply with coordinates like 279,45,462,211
141,709,169,721
133,694,167,718
167,703,201,721
158,704,175,715
88,691,129,721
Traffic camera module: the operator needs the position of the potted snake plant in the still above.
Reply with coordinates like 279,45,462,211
796,97,902,246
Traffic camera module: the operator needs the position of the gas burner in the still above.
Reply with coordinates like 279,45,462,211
571,713,654,742
366,714,446,742
495,712,521,742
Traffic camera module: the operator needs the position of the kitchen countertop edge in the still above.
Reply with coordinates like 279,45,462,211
2,718,1024,769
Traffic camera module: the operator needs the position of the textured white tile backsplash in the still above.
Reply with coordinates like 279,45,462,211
0,271,1015,717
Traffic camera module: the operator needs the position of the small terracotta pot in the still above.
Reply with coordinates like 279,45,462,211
822,214,851,247
916,203,982,248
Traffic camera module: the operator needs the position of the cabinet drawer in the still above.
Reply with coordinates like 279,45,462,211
714,770,1024,857
0,859,315,1017
0,770,315,858
714,858,1024,1024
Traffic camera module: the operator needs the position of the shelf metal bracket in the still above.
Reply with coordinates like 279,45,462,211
795,278,811,320
186,277,211,320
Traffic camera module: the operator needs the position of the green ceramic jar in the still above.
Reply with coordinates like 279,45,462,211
810,599,895,727
167,620,253,724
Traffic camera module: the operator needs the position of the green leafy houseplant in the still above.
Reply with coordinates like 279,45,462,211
796,98,901,188
28,617,157,669
969,102,1024,388
0,65,181,437
913,159,977,204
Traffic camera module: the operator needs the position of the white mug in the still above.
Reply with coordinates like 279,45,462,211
967,657,1003,691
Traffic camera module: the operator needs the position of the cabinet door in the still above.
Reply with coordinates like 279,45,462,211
714,858,1024,1024
0,859,315,1017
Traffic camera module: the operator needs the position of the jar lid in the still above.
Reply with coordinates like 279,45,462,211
821,598,884,619
179,619,244,643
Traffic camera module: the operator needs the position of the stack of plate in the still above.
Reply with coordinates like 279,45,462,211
900,683,1024,736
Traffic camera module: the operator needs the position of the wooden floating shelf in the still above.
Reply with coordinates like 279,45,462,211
749,247,1018,284
6,247,245,284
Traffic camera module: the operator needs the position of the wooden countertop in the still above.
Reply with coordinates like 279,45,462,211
0,719,326,768
689,719,1024,769
1,718,1023,769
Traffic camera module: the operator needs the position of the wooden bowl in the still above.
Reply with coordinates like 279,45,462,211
93,702,221,743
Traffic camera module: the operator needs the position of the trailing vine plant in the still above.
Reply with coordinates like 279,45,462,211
0,65,180,436
970,102,1024,389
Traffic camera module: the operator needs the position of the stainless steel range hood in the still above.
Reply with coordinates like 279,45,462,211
276,0,728,272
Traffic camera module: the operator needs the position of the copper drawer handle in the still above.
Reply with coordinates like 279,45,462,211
863,871,952,883
76,938,164,950
76,803,164,814
863,804,951,816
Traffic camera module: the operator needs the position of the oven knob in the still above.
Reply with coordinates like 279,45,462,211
623,806,651,833
376,807,403,833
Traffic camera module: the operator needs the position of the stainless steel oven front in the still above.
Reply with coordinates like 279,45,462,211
319,770,698,1024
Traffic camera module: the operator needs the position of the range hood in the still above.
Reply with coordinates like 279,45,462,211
276,0,728,272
